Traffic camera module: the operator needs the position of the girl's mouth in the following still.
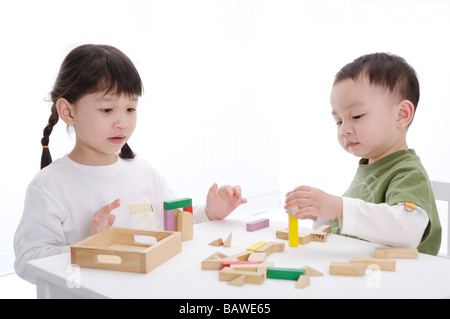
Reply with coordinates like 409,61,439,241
108,136,126,144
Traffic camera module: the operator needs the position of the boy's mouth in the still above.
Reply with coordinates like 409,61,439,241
346,141,359,148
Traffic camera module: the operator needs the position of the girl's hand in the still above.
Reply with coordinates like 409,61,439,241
284,186,343,221
205,183,247,220
90,199,120,234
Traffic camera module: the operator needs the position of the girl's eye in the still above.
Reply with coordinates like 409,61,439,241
127,108,136,112
101,108,113,113
336,121,342,126
352,114,364,120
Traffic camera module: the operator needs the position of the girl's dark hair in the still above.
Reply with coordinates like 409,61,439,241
41,44,143,169
334,52,420,111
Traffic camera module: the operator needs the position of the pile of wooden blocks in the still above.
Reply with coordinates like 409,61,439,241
201,241,324,289
163,198,193,241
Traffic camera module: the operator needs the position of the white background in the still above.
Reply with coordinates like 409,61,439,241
1,0,450,275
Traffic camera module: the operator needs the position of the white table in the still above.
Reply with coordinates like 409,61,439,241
26,210,450,299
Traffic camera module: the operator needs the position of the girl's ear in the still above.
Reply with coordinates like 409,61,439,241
396,100,415,129
56,98,75,126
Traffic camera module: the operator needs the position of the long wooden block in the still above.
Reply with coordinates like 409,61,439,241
267,267,305,280
329,262,365,276
375,248,418,259
255,241,285,256
350,257,396,271
289,216,299,247
222,261,260,268
247,241,267,252
163,198,192,210
299,233,312,244
164,209,175,231
246,218,270,232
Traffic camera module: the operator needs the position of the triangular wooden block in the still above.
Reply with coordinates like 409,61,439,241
227,274,246,286
302,265,324,277
295,275,310,289
223,232,232,247
208,238,224,247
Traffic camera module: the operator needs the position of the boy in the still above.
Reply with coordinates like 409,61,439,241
284,53,441,255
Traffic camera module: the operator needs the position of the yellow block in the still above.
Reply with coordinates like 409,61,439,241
247,241,267,251
289,215,298,247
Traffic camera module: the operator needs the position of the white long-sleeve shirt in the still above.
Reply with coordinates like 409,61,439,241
315,197,429,248
14,155,209,283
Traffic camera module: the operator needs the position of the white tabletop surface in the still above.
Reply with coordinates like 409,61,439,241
26,210,450,299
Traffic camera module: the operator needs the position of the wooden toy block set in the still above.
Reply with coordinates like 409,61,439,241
202,217,419,289
71,200,420,289
71,198,194,274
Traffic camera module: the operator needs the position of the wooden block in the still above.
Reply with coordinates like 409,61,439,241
223,251,252,262
350,257,396,271
315,224,331,234
267,267,305,280
289,216,298,247
295,275,310,289
298,233,312,244
219,267,266,284
247,252,267,262
276,230,289,240
223,261,260,268
227,274,246,286
255,241,285,256
223,232,232,247
231,261,274,272
208,238,224,247
246,218,270,232
301,265,324,277
163,198,192,210
247,241,267,252
311,231,327,242
184,206,193,214
201,252,228,270
164,209,175,231
129,203,153,214
375,248,418,259
177,211,193,241
329,262,365,276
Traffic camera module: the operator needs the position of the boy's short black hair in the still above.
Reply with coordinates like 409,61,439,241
334,53,420,110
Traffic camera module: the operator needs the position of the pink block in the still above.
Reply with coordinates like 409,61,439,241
246,218,270,232
164,209,175,231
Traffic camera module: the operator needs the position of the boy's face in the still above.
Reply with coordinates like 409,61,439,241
330,76,406,164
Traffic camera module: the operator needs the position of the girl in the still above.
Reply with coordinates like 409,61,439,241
14,44,247,283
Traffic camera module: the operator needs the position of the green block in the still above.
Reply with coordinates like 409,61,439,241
163,198,192,210
267,267,305,280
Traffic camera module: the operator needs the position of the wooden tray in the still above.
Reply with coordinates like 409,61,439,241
71,227,182,274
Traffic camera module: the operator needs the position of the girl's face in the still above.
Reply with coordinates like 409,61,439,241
330,76,407,164
68,91,138,165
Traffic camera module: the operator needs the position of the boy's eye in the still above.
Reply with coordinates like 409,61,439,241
352,114,364,120
127,108,136,112
101,108,113,113
335,120,342,126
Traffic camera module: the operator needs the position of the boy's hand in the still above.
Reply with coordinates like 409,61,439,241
205,183,247,220
284,186,343,220
90,199,120,234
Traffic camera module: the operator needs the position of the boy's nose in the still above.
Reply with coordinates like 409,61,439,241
114,116,129,129
340,122,353,136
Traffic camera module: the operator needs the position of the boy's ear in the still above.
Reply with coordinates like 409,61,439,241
396,100,415,128
56,98,75,126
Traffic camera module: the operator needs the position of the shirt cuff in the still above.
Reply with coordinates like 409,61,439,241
193,205,210,224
